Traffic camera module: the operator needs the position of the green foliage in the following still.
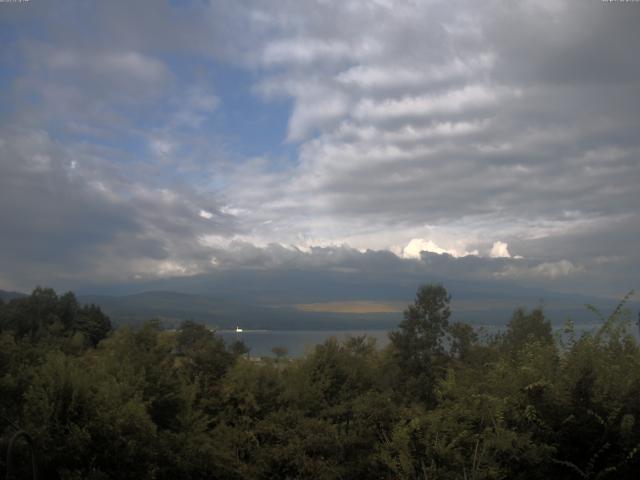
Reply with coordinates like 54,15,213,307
449,321,478,361
502,306,554,352
21,353,158,479
389,283,452,405
2,286,640,479
0,287,111,347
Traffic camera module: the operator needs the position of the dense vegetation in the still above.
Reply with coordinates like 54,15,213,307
1,285,639,479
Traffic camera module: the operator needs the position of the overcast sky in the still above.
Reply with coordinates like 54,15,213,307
1,0,638,298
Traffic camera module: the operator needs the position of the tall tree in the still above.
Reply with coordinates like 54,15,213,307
389,284,451,405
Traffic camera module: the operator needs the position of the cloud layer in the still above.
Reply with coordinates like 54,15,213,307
0,0,638,297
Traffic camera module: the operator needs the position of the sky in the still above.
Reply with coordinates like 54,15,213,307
0,0,639,299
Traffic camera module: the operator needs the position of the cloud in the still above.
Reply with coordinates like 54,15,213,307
1,0,638,299
532,260,583,279
490,241,511,259
176,240,597,297
0,128,239,290
47,50,169,86
217,0,639,282
262,38,356,66
352,85,516,123
497,260,583,280
287,86,350,141
402,238,478,259
199,210,214,220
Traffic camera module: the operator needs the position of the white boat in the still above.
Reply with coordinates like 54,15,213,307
235,326,243,333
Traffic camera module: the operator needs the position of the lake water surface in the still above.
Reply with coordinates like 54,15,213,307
220,329,391,357
220,322,640,358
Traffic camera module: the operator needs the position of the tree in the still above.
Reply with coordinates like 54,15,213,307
448,321,478,361
75,303,112,347
389,284,451,405
502,307,553,352
0,288,111,348
271,345,288,361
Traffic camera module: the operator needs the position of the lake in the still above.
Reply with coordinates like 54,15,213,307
219,322,640,358
219,329,391,357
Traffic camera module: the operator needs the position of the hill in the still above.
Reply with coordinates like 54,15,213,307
0,289,27,301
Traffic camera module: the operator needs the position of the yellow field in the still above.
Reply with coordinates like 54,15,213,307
294,301,404,314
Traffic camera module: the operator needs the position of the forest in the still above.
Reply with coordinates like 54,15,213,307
1,285,639,479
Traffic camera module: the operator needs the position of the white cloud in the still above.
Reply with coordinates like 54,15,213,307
497,260,583,280
287,90,350,141
337,55,495,91
490,241,511,258
532,260,582,278
352,85,510,121
402,238,478,259
262,38,354,66
199,209,214,220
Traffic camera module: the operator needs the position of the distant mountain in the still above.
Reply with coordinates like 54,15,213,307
0,289,27,301
78,290,400,331
8,270,638,331
77,281,638,331
75,268,633,315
